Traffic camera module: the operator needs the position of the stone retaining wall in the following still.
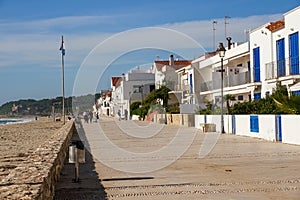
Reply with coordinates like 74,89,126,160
153,114,195,127
0,121,74,200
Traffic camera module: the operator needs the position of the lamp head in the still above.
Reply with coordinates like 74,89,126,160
217,42,226,58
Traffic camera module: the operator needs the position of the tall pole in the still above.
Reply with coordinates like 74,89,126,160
60,35,65,125
212,20,217,50
221,57,225,134
224,16,230,40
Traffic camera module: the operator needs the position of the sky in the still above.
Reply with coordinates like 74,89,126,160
0,0,299,106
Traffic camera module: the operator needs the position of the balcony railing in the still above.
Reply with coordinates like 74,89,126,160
265,56,300,80
174,84,190,91
200,71,250,92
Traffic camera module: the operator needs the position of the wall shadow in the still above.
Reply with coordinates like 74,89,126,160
54,121,107,200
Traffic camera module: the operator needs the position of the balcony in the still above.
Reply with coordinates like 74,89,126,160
265,56,300,80
201,71,250,92
174,84,190,92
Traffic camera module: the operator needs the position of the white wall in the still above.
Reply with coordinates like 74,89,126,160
281,115,300,145
195,114,277,141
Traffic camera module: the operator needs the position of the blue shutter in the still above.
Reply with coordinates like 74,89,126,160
250,115,259,133
189,73,193,93
253,47,261,82
276,38,285,77
289,32,299,75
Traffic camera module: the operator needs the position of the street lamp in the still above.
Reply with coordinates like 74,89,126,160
217,42,226,134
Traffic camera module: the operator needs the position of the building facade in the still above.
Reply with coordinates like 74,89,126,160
250,6,300,98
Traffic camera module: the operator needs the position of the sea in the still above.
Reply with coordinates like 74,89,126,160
0,118,33,125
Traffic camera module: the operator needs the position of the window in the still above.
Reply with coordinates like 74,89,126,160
250,115,259,133
238,95,243,100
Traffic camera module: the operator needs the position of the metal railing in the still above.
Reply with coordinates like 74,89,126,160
265,57,300,80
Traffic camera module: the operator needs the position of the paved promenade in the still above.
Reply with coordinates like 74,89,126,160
55,117,300,199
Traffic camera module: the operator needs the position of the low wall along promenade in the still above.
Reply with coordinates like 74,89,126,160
152,113,300,145
0,119,74,199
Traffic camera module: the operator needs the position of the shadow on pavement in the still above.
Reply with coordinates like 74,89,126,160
54,121,107,200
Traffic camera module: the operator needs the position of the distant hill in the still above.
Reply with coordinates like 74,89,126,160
0,93,100,116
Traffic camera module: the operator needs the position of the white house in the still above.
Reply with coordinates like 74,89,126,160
152,55,192,106
249,6,300,98
196,40,251,108
111,67,155,119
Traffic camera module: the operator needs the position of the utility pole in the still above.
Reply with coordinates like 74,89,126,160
59,35,66,125
212,20,217,50
224,16,230,40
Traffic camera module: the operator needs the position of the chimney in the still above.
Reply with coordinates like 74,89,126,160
169,54,174,66
226,37,232,49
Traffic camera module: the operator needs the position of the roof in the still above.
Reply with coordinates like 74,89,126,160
265,19,285,32
154,60,192,71
111,77,122,87
154,60,192,66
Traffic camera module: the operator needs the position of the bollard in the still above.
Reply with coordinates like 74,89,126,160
69,140,85,182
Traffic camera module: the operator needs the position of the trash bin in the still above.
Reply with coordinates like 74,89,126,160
69,140,85,164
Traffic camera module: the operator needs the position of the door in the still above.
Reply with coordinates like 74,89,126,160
276,38,285,77
232,115,236,134
275,115,282,142
253,47,261,82
289,32,299,75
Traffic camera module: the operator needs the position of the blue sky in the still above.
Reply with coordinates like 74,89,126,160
0,0,299,106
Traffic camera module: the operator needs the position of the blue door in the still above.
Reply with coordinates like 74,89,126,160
289,32,299,75
276,38,285,77
250,115,259,133
253,47,261,82
275,115,282,142
254,93,261,100
232,115,236,134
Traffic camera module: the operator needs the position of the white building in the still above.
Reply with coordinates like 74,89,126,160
153,55,192,106
111,67,155,119
250,6,300,98
189,5,300,111
196,40,251,108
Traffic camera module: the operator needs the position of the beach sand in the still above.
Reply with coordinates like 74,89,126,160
0,118,66,199
0,118,63,158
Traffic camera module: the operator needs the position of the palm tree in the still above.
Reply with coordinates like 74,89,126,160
224,94,235,114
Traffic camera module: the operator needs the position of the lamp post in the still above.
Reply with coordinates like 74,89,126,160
217,42,226,134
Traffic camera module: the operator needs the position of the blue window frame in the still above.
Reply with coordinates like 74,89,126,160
289,32,299,75
254,93,261,100
250,115,259,133
237,95,243,100
253,47,261,82
276,38,286,77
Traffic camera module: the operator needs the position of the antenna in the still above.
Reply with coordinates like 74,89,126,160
244,29,251,42
224,16,230,39
212,20,217,50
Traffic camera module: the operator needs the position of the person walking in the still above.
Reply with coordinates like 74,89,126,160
88,110,93,123
117,110,121,121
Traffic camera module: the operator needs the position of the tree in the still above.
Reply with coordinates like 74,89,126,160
130,86,170,119
271,85,300,114
224,94,235,114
